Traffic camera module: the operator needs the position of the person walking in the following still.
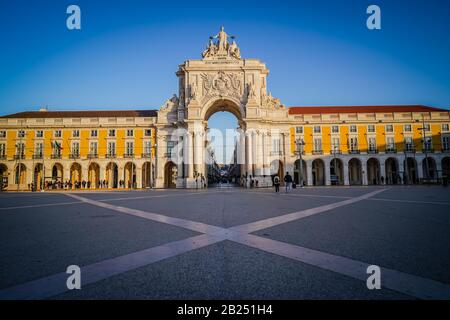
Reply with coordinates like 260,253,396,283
284,171,293,193
273,175,280,193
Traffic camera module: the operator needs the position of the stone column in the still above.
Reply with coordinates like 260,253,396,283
246,130,253,177
324,159,331,186
343,161,350,186
361,159,368,186
135,166,142,189
306,160,313,186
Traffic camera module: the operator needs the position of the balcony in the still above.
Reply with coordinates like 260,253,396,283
312,150,323,155
105,153,116,159
385,148,397,154
69,153,80,159
32,154,43,159
331,149,342,155
51,154,62,159
141,153,152,158
87,153,98,159
13,154,25,160
404,147,416,153
164,152,174,158
422,148,434,153
123,153,134,158
0,154,7,160
270,151,284,156
348,149,360,155
442,148,450,153
367,149,378,154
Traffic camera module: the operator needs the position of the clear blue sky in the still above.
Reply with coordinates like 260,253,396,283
1,0,449,161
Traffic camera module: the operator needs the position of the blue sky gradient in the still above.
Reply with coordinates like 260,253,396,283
0,0,449,115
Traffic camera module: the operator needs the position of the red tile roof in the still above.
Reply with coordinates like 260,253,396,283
1,109,158,119
288,105,448,115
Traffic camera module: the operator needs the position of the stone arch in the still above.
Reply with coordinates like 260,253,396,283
270,159,284,186
422,157,437,181
70,162,82,186
294,159,307,186
88,162,100,188
142,161,154,188
15,163,27,186
367,158,380,185
348,158,362,185
312,159,325,186
385,157,399,185
52,163,64,182
164,161,177,188
106,162,119,188
404,157,418,184
202,98,245,122
33,163,44,191
330,158,344,185
124,162,136,188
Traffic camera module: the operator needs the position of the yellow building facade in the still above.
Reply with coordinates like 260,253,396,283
1,28,449,190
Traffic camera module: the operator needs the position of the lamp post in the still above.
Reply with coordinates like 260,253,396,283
418,114,430,182
295,139,304,187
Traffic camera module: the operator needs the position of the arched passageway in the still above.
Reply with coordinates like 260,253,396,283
348,158,362,185
385,158,399,185
312,159,325,186
367,158,380,185
294,159,307,186
164,161,177,188
330,158,344,185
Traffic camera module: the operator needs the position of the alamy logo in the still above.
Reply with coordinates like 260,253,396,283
367,5,382,30
66,5,81,30
66,265,81,290
366,265,381,290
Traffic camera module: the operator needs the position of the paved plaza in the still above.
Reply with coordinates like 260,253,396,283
0,186,449,300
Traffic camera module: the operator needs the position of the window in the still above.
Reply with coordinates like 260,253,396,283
73,130,80,138
424,124,431,132
52,141,62,156
127,129,134,137
18,130,26,138
423,137,432,151
349,137,358,152
368,137,377,152
0,143,6,157
54,130,62,138
0,131,6,138
36,130,43,138
107,142,116,156
331,126,339,133
442,124,449,132
313,138,322,152
272,139,281,154
443,136,450,151
126,142,134,156
295,126,303,134
404,124,412,132
386,137,395,151
35,143,43,156
144,141,152,155
89,141,98,155
367,125,375,133
331,138,340,151
144,129,152,137
72,142,80,156
404,137,414,152
16,143,25,156
386,125,393,133
166,141,175,156
91,130,98,137
108,129,116,137
349,125,357,133
313,126,321,134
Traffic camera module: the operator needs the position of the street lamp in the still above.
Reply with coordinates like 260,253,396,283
295,139,304,187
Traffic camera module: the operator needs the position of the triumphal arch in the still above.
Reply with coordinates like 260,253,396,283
155,27,291,188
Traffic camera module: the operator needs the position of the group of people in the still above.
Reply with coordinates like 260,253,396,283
26,179,124,191
272,172,294,193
